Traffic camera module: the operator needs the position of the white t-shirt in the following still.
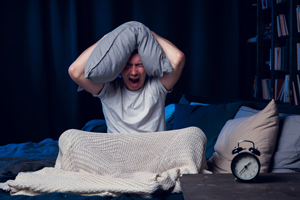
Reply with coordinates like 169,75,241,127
97,77,170,133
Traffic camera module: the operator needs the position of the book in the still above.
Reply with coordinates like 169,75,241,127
262,0,267,9
274,47,281,70
298,43,300,70
292,82,298,105
279,81,285,101
265,49,271,70
262,79,271,100
253,76,258,98
283,14,289,35
279,14,286,36
277,14,288,36
277,81,285,101
281,45,285,71
297,74,300,99
277,16,282,37
275,79,285,100
283,75,290,103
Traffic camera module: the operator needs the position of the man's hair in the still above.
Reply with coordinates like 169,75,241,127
131,49,139,57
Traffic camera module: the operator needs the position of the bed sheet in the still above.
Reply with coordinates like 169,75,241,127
0,138,183,200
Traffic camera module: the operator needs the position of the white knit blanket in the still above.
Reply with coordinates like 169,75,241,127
1,127,210,197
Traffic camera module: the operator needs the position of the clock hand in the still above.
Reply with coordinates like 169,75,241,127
239,162,252,175
245,161,252,167
239,167,246,175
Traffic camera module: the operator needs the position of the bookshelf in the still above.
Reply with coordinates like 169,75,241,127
254,0,300,105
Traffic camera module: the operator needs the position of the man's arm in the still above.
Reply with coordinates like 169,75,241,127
151,31,185,91
68,35,107,96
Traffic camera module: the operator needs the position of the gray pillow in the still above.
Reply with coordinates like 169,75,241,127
85,21,173,83
270,114,300,173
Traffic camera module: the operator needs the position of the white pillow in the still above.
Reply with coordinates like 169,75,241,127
207,99,279,173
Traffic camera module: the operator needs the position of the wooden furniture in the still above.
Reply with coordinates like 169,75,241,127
180,173,300,200
255,0,300,105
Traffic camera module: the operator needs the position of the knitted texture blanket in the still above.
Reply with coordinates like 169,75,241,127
0,127,210,197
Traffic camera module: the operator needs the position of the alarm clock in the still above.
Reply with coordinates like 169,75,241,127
231,140,261,182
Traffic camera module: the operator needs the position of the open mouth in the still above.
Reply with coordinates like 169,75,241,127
129,78,140,84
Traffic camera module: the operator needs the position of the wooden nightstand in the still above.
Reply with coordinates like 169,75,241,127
180,173,300,200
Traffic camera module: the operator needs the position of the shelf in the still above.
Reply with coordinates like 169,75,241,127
255,0,300,106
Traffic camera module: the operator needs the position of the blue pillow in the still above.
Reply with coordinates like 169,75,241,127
178,95,190,105
81,119,107,133
190,102,209,106
165,104,175,123
172,102,242,159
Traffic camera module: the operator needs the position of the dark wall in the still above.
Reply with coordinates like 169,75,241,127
0,0,240,145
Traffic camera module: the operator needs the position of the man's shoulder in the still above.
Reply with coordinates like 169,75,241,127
99,78,124,99
145,77,160,85
144,77,169,95
105,77,124,88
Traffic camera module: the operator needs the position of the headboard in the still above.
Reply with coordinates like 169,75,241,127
167,93,300,115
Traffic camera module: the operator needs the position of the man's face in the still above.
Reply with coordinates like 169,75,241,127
120,54,147,91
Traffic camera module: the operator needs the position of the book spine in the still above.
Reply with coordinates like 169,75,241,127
298,43,300,71
253,76,258,98
262,79,271,100
275,79,285,101
277,16,282,37
283,75,290,103
283,14,288,35
292,82,298,105
297,74,300,100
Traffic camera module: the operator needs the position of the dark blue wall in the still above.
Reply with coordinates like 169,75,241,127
0,0,239,145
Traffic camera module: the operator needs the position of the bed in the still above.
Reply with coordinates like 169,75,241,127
1,94,300,199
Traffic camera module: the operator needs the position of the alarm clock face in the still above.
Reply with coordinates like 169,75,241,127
231,152,260,181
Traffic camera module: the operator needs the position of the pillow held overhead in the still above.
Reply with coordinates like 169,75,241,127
85,21,173,83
